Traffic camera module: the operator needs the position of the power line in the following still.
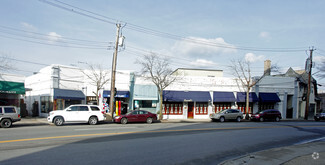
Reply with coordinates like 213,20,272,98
40,0,308,53
0,25,111,44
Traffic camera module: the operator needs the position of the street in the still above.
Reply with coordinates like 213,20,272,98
1,121,325,165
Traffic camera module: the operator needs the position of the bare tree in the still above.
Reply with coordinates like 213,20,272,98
230,59,278,119
82,64,110,105
136,53,178,120
0,54,13,75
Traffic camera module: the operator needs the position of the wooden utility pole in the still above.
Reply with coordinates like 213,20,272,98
109,23,121,119
304,47,315,120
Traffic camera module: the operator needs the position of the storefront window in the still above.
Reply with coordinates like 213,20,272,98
237,103,253,114
195,103,208,115
41,96,53,113
134,100,157,113
163,103,183,115
213,103,232,113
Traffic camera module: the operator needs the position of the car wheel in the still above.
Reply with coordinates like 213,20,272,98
236,116,241,122
275,117,280,122
89,116,98,125
146,117,153,124
54,117,64,126
220,117,225,122
1,119,12,128
121,118,128,124
211,119,217,122
315,118,320,121
259,117,264,122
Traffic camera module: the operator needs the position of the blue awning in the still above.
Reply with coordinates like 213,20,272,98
53,88,85,100
213,92,236,102
163,90,211,102
103,90,129,98
259,93,281,102
236,92,259,102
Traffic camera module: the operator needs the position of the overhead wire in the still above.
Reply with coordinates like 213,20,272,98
40,0,308,53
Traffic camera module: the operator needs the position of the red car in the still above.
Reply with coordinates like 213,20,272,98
114,110,157,124
250,109,282,122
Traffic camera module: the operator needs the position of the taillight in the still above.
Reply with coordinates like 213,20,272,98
18,114,21,118
101,111,105,114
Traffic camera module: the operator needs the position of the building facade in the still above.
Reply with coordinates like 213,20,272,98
24,64,318,120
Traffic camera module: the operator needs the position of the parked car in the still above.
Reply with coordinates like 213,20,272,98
114,110,157,124
314,109,325,121
47,105,106,126
209,109,243,122
251,109,282,122
0,106,21,128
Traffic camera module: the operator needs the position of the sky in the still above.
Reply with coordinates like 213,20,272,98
1,0,325,90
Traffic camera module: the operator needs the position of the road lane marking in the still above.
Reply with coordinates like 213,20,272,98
1,125,325,144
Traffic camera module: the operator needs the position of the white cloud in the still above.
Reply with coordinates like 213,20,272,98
245,53,265,63
190,59,216,68
259,31,271,40
171,37,237,58
21,22,37,31
47,32,62,42
314,56,325,63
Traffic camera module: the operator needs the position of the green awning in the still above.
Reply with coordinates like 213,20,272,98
0,81,25,94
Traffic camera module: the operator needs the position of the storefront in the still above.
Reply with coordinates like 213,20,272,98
0,81,25,107
163,90,211,119
258,92,281,111
53,88,85,111
236,92,259,114
132,85,158,114
213,91,236,113
103,90,129,114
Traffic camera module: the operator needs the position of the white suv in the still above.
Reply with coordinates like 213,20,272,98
0,106,21,128
48,105,106,126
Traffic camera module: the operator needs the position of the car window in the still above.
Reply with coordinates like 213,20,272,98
233,110,239,113
79,106,89,111
132,111,138,115
4,107,16,113
70,106,79,111
0,107,2,113
90,106,100,111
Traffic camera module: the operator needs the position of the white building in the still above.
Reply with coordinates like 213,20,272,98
24,63,318,120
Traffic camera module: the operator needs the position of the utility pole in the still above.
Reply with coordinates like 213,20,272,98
304,47,315,120
109,23,121,119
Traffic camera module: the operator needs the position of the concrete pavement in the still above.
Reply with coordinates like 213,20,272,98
11,117,325,165
220,141,325,165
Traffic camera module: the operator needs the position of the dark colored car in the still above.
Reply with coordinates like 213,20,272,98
314,109,325,121
114,110,157,124
251,109,282,122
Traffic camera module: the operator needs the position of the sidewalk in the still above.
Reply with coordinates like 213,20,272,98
16,117,49,126
220,141,325,165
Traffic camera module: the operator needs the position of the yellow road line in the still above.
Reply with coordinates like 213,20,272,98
1,125,325,144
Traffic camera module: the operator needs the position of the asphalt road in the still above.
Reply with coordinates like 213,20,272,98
1,121,325,165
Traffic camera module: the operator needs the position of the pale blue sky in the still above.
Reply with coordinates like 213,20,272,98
1,0,325,89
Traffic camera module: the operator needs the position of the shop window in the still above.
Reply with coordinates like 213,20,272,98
195,103,208,115
213,103,231,113
237,103,253,114
259,103,275,111
41,96,53,113
163,103,183,115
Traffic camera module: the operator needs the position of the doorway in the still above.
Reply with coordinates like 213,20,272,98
187,102,194,119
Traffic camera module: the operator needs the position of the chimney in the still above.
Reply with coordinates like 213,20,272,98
264,60,271,76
